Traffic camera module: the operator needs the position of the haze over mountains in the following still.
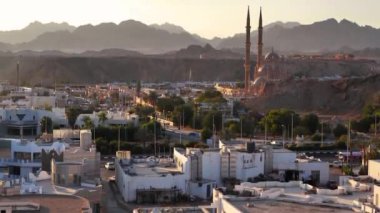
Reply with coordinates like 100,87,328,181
0,18,380,54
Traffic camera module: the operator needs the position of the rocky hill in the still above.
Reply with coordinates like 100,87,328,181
248,74,380,115
0,19,380,54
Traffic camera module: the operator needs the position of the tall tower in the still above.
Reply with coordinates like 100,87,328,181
16,60,19,92
244,6,251,93
255,7,264,79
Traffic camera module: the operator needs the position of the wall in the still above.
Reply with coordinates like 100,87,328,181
173,148,191,180
121,173,186,202
220,198,242,213
272,150,297,171
30,96,56,109
368,160,380,181
374,185,380,207
235,152,265,181
202,151,221,185
298,161,329,185
189,181,215,199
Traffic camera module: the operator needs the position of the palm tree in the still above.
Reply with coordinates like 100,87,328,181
82,116,94,129
148,91,158,106
97,111,108,126
40,116,53,133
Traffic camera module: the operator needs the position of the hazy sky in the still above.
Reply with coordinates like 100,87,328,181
2,0,379,38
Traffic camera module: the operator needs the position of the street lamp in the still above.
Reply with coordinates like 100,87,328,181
321,121,324,147
281,124,286,149
291,113,294,144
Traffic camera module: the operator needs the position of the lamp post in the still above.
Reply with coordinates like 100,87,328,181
118,125,121,151
264,118,267,144
282,124,285,149
291,113,294,144
321,121,324,147
375,114,377,138
240,117,243,139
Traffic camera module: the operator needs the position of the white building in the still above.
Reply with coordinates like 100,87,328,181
0,138,66,179
75,111,138,128
0,108,68,138
220,140,329,185
368,160,380,181
115,152,186,203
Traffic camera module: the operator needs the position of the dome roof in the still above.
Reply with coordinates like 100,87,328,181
252,77,267,86
258,64,269,73
265,50,280,62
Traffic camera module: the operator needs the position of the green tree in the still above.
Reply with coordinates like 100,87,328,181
147,91,159,106
352,118,372,133
202,111,222,131
293,126,310,136
173,104,194,127
301,113,320,134
65,107,82,128
259,109,300,135
141,120,162,138
156,96,185,113
333,124,348,138
136,80,141,97
195,89,226,103
135,105,155,123
95,138,109,154
201,128,212,141
97,111,108,125
40,116,53,133
82,116,94,129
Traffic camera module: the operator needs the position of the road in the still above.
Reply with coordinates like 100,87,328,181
100,160,127,213
164,127,200,142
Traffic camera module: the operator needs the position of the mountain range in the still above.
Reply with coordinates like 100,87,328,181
0,19,379,54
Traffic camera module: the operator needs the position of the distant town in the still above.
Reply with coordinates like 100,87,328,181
0,3,380,213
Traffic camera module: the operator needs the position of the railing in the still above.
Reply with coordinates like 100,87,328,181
0,158,42,166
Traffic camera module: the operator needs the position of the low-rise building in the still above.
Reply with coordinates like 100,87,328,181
75,111,138,128
115,151,186,203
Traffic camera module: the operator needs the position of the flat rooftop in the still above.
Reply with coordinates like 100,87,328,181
0,194,90,213
230,199,353,213
119,158,182,177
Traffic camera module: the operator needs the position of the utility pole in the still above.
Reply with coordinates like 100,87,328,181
182,109,185,129
264,118,267,144
291,114,294,143
179,114,182,144
321,121,324,147
375,114,377,138
118,125,121,151
154,113,157,157
282,125,285,149
240,117,243,139
213,115,216,148
347,120,351,165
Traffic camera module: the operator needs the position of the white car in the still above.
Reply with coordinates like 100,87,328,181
330,160,344,168
105,162,115,170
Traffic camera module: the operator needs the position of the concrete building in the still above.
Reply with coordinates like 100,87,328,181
220,140,329,185
51,161,83,186
0,139,65,179
368,160,380,181
115,151,186,203
0,194,92,213
0,108,68,138
75,111,138,128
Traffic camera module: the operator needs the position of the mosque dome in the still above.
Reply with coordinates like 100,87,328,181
252,77,267,87
264,50,280,62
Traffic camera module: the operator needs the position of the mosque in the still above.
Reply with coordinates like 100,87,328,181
244,7,289,96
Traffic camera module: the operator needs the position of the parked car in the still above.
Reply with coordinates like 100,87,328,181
105,162,115,170
329,160,344,168
326,180,338,190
